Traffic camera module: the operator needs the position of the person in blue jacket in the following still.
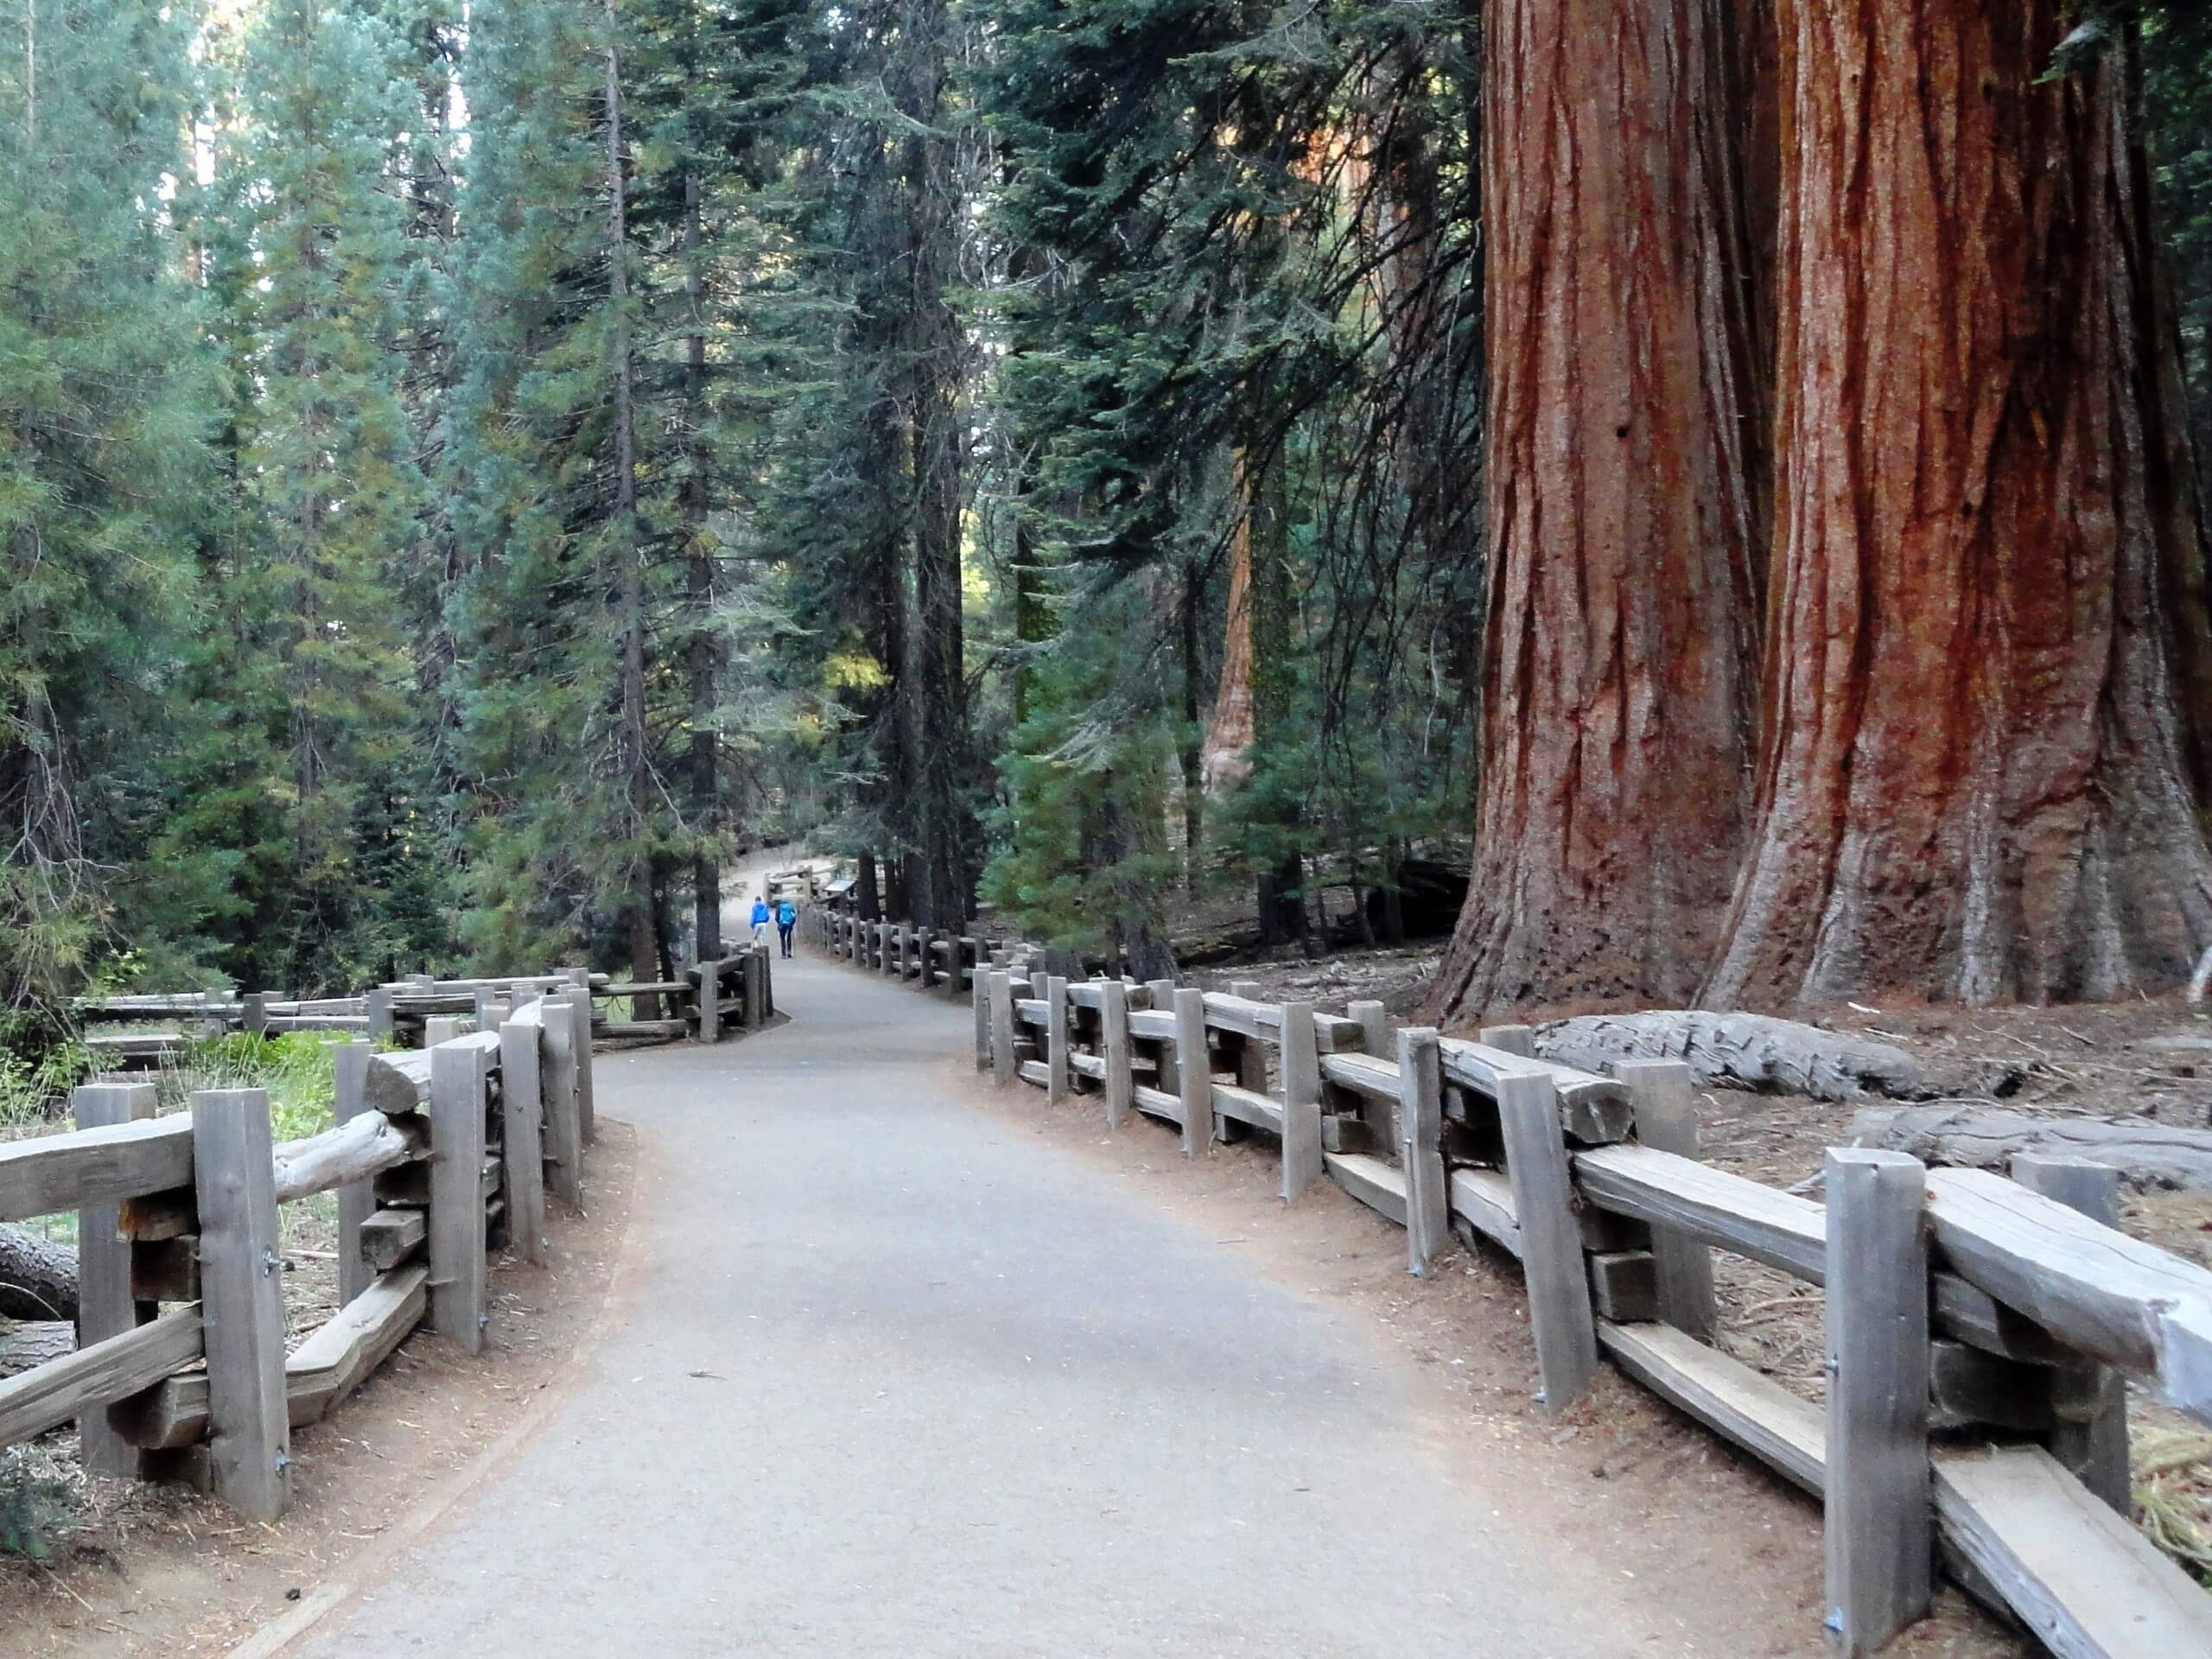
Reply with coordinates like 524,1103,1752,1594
750,895,771,945
775,895,798,958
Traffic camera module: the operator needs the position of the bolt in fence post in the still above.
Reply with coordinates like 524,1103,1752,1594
1614,1059,1717,1338
191,1087,290,1521
2010,1154,2130,1516
1173,988,1211,1157
1823,1147,1932,1655
1398,1028,1447,1274
1498,1071,1598,1414
73,1081,158,1478
1100,980,1133,1129
1279,1001,1324,1201
1046,976,1071,1103
429,1039,490,1354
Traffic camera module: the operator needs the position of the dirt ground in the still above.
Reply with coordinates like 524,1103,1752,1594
0,1121,639,1658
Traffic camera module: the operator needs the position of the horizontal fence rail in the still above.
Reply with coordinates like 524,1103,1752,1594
808,903,2212,1658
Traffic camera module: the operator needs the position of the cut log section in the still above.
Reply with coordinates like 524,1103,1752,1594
1534,1009,2015,1103
1850,1105,2212,1192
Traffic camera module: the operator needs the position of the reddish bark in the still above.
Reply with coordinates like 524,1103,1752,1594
1702,3,2212,1008
1200,503,1255,793
1431,0,1766,1020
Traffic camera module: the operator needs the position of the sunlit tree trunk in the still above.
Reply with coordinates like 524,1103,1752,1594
1703,2,2212,1007
1432,0,1766,1020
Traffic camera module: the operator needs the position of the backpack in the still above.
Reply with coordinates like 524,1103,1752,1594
777,900,796,925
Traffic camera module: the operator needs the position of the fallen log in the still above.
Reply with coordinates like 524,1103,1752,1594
1849,1105,2212,1192
0,1319,73,1380
0,1224,77,1322
1534,1010,2018,1103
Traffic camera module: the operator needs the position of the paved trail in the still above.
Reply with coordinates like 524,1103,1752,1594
287,950,1690,1658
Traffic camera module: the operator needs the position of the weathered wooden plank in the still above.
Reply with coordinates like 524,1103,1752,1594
1099,981,1134,1131
1596,1320,1824,1497
1931,1446,2212,1659
1500,1071,1599,1414
1014,997,1048,1027
1017,1059,1050,1090
1319,1051,1402,1103
566,987,596,1144
1400,1028,1448,1276
0,1305,202,1449
191,1090,290,1519
540,1004,583,1210
1210,1083,1282,1134
1573,1144,1827,1282
285,1264,429,1423
2009,1154,2128,1513
1068,1052,1107,1081
73,1082,157,1476
359,1206,426,1272
1325,1150,1408,1226
332,1046,376,1306
1924,1165,2212,1421
989,972,1018,1089
1825,1147,1931,1654
1127,1007,1177,1044
1447,1166,1522,1259
1612,1059,1716,1338
0,1116,194,1224
499,1011,549,1266
1174,988,1211,1158
1046,977,1071,1103
1440,1038,1633,1145
1131,1083,1185,1126
429,1043,488,1354
271,1111,424,1206
1280,1002,1324,1202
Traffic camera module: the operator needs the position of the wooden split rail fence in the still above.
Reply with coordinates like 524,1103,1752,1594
3,990,601,1522
809,911,2212,1657
73,951,774,1066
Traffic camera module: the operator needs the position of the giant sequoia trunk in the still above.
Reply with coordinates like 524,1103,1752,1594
1702,3,2212,1009
1431,0,1766,1020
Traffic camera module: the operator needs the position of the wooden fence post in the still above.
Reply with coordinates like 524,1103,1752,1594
332,1044,376,1305
1823,1147,1932,1655
1173,987,1211,1158
972,969,992,1072
1614,1059,1717,1338
2011,1154,2130,1515
190,1088,290,1521
365,986,393,1045
429,1039,489,1354
1498,1071,1598,1414
1280,1001,1324,1201
747,945,768,1029
989,971,1019,1088
424,1014,464,1046
541,1006,585,1209
914,927,932,990
243,993,268,1038
567,986,596,1144
1046,976,1071,1103
1480,1023,1536,1059
697,955,721,1045
1349,999,1395,1147
1146,979,1179,1095
499,1009,550,1266
1398,1028,1447,1275
1099,980,1134,1129
73,1080,157,1478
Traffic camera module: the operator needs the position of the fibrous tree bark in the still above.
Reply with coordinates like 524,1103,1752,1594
1703,2,2212,1009
1432,0,1766,1020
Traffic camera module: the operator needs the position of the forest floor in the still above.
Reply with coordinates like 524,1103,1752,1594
0,1124,639,1656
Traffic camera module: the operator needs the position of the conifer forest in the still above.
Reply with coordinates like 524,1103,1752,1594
7,0,2212,1039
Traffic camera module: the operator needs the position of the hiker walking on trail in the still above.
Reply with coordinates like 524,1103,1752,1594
776,896,798,958
751,896,772,945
